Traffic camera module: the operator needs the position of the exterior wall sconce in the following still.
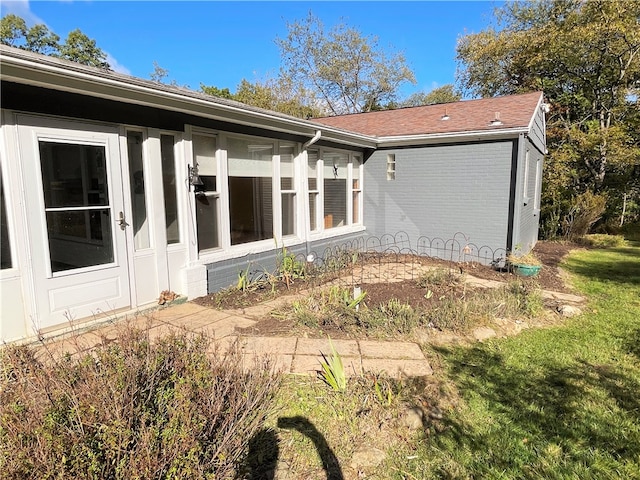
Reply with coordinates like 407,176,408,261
188,164,204,192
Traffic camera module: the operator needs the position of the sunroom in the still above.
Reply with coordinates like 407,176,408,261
0,45,374,342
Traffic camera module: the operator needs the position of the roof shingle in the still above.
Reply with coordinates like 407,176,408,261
311,91,543,137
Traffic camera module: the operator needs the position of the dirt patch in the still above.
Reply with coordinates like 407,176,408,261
191,241,582,339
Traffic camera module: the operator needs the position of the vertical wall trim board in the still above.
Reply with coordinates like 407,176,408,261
506,138,521,253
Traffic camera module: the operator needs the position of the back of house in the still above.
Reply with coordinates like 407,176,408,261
0,45,546,343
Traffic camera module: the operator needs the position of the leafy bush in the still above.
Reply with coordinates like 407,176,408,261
0,327,280,479
562,191,607,240
577,234,628,248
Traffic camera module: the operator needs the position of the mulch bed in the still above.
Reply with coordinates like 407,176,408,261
192,241,579,311
190,241,582,339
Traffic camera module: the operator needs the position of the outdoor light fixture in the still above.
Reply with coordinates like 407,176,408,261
333,164,339,178
188,164,204,192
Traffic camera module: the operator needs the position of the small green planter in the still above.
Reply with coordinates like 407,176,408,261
513,264,542,277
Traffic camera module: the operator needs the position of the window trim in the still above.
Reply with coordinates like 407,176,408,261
192,130,221,253
187,128,365,263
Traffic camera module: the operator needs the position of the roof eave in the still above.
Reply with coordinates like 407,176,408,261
0,47,378,149
376,127,529,147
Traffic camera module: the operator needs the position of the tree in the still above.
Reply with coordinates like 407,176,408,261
201,77,323,119
0,14,27,47
457,0,640,235
402,84,462,107
1,14,59,54
276,12,416,115
1,15,109,69
149,61,170,83
57,29,109,69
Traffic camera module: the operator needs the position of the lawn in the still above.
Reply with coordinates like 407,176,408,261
271,243,640,479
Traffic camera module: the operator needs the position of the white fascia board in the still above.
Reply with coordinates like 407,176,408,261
376,127,530,147
527,92,545,132
0,49,377,149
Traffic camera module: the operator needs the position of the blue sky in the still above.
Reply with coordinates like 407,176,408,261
1,1,503,99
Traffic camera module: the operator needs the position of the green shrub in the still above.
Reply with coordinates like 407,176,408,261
0,327,280,479
562,191,607,240
578,233,628,248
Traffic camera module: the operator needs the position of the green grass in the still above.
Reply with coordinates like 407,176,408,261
388,244,640,479
265,245,640,478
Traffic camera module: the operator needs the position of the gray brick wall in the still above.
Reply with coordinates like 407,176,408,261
364,141,515,255
205,231,365,293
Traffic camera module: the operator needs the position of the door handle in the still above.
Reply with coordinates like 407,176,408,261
118,211,129,231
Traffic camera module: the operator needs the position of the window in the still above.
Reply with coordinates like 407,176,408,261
523,149,530,205
1,167,12,269
352,155,362,224
161,134,180,244
387,154,396,181
193,134,220,251
126,131,150,250
323,151,348,229
39,141,114,272
307,148,361,232
280,144,296,237
227,136,273,245
308,150,319,232
534,156,542,210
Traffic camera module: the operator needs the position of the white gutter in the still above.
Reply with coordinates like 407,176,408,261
303,130,322,149
376,127,529,147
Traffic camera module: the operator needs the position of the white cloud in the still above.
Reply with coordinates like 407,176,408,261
1,1,132,76
1,0,46,26
105,52,131,75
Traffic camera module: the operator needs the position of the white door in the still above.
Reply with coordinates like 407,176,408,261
17,116,131,330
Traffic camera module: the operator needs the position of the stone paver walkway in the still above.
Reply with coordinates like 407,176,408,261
38,264,584,379
42,300,433,378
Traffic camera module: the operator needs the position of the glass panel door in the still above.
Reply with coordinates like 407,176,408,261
39,141,114,273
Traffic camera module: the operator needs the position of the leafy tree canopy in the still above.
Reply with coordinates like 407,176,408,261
402,84,462,107
1,14,109,69
276,12,416,115
201,76,323,119
456,0,640,234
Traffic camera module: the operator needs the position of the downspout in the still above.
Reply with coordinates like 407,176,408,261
303,129,322,149
303,130,322,258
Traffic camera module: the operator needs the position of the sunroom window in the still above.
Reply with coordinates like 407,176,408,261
1,167,12,269
352,155,362,224
193,134,220,251
323,151,348,229
280,144,296,237
227,136,273,245
161,134,180,244
308,150,319,232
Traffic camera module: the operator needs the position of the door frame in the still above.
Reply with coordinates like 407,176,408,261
16,113,133,331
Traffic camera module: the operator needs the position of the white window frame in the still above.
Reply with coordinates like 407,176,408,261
191,129,221,254
307,147,365,239
278,142,298,241
523,149,530,206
